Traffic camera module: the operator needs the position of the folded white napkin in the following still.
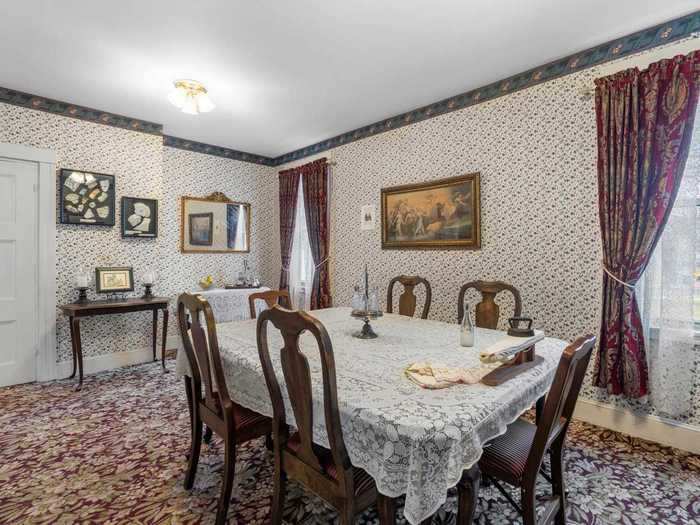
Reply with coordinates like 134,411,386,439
479,330,544,363
405,362,493,389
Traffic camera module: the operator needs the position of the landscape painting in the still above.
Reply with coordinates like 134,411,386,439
381,172,481,249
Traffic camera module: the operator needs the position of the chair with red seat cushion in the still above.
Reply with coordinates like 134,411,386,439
257,305,397,525
177,293,272,525
457,334,596,525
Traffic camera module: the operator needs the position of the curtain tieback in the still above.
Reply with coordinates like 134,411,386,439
603,266,635,289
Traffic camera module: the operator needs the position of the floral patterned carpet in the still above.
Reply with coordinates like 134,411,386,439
1,361,698,525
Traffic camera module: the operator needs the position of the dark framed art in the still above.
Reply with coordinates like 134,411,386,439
95,267,134,293
381,172,481,249
121,197,158,238
188,212,214,246
59,169,115,226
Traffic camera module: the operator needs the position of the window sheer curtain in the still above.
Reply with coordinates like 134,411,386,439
639,114,699,417
289,179,314,310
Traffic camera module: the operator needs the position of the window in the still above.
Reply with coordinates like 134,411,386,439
289,180,314,310
639,113,699,417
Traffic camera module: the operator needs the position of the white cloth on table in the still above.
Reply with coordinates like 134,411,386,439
175,307,565,524
192,287,270,323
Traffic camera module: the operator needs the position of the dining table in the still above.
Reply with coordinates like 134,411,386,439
175,306,567,524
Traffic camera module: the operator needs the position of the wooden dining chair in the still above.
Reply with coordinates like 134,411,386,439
386,275,432,319
457,280,522,328
177,293,272,525
249,289,291,319
457,334,596,525
256,305,397,525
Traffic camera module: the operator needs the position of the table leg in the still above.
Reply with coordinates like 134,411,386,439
71,317,84,392
68,317,77,379
152,309,158,362
161,308,169,372
457,464,481,525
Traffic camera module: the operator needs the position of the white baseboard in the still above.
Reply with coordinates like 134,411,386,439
574,398,700,454
56,345,169,378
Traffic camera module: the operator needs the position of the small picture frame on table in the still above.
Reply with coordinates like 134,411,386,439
95,267,134,293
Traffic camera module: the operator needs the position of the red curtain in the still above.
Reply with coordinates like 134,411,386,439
278,168,300,291
302,159,332,309
593,51,700,398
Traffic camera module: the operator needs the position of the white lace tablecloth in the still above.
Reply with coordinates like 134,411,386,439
193,287,270,323
175,307,566,524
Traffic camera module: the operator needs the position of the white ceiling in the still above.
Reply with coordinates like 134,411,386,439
1,1,698,158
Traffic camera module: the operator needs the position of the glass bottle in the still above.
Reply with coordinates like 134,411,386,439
460,304,475,347
351,285,363,311
368,286,380,313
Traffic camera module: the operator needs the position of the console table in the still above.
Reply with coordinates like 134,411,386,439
59,297,170,391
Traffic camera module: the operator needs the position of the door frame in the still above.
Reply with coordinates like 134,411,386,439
0,143,57,382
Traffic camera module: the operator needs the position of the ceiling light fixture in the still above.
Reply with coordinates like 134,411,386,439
167,79,215,115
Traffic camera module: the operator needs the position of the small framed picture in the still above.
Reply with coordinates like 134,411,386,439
189,212,214,246
360,204,375,231
58,169,115,226
121,197,158,238
95,267,134,293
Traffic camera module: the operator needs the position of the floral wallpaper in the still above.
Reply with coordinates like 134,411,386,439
0,102,276,363
275,42,700,428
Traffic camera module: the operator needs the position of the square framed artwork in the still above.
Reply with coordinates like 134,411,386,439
59,169,115,226
95,267,134,293
188,212,214,246
381,172,481,249
121,197,158,238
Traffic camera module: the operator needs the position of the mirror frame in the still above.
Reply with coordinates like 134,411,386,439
179,192,251,254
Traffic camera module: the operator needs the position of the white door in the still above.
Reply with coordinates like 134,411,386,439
0,158,38,386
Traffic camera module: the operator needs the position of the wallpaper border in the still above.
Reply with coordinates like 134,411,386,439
162,135,275,166
0,86,162,135
2,10,699,168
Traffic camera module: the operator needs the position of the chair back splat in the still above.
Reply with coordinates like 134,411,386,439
386,275,432,319
457,280,522,328
249,289,291,319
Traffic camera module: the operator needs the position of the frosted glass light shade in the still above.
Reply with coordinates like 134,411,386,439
196,92,215,113
168,79,215,115
167,88,187,109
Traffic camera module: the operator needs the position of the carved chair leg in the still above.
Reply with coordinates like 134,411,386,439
215,438,236,525
184,402,202,490
203,426,213,444
376,494,396,525
550,442,567,525
520,485,537,525
270,457,286,525
457,464,481,525
184,377,194,460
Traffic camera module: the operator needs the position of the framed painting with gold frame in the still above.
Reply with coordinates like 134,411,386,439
180,192,251,253
381,172,481,249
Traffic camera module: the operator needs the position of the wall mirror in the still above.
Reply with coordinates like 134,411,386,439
180,192,250,253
